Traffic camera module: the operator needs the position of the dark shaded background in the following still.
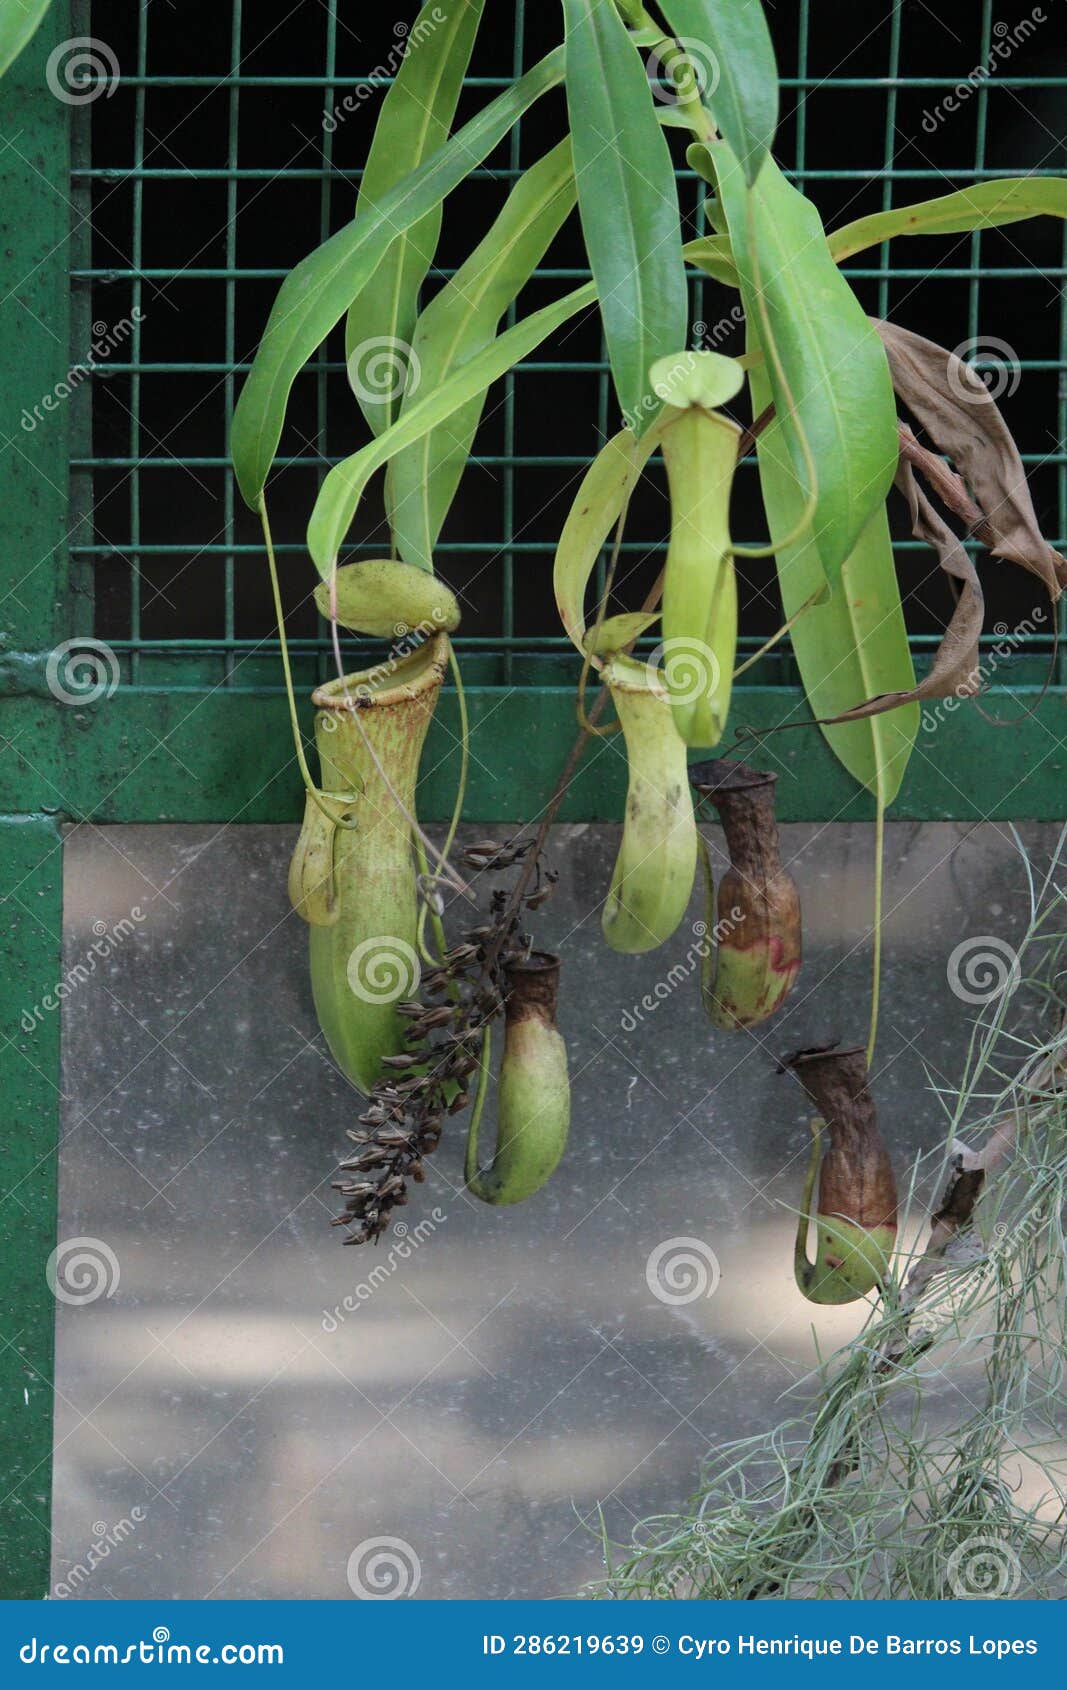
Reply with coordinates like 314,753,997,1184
83,2,1067,656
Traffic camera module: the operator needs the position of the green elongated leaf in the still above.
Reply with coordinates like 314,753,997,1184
681,233,738,286
586,611,659,654
388,139,577,571
344,0,485,436
686,178,1067,285
0,0,52,77
715,144,898,580
308,284,596,578
657,0,778,182
562,0,687,435
554,425,664,655
230,48,564,508
749,351,917,803
829,176,1067,262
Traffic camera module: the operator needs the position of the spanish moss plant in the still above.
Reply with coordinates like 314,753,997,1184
593,840,1067,1600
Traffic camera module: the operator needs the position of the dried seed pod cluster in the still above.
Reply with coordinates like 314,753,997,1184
332,836,561,1244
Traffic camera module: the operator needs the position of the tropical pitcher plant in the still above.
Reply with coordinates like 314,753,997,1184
230,0,1067,1304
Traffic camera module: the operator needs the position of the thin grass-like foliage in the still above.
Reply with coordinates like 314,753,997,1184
594,832,1067,1600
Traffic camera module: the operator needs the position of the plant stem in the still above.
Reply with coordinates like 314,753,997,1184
259,497,359,827
866,789,885,1067
464,1023,493,1187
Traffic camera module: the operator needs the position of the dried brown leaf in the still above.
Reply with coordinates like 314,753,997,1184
875,319,1066,602
823,459,985,723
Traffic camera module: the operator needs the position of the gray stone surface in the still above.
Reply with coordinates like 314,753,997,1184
50,821,1060,1598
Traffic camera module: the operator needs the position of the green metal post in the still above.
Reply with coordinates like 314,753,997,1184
0,0,72,1597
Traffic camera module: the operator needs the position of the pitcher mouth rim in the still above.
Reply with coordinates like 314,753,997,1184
504,949,561,975
688,756,778,797
787,1042,866,1069
311,631,450,712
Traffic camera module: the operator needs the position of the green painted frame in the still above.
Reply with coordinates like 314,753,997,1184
1,0,1066,1604
1,4,70,1598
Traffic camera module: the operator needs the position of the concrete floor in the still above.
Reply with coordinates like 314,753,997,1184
50,820,1063,1598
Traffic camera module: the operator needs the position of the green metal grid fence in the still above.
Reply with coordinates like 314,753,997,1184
48,0,1067,825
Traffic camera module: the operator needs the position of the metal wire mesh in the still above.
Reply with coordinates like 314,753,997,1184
75,0,1067,694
